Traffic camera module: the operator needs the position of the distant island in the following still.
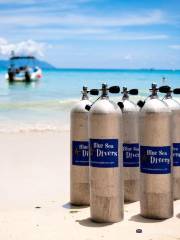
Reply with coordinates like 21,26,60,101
0,59,56,69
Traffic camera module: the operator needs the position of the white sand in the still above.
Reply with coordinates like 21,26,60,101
0,131,180,240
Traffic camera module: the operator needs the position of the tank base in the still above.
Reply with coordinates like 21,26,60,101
140,192,173,219
90,195,123,223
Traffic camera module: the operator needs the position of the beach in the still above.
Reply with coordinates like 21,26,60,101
0,130,180,240
0,68,180,239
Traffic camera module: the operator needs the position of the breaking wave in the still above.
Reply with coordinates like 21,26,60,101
0,98,78,111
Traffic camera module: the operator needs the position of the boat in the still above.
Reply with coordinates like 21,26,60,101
5,55,42,83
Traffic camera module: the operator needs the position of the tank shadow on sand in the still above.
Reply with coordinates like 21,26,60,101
129,214,165,223
176,213,180,219
62,202,89,210
76,218,113,227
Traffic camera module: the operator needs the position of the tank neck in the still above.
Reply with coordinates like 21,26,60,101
81,87,89,100
149,84,158,99
164,92,172,99
122,94,129,101
82,93,89,100
122,87,129,101
101,94,109,100
150,93,158,99
101,84,109,99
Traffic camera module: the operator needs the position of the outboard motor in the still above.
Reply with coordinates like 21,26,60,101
159,86,180,200
8,68,14,82
139,83,173,219
89,83,124,223
70,86,98,205
118,87,139,202
25,70,31,82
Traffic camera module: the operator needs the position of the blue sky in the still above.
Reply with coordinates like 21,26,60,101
0,0,180,69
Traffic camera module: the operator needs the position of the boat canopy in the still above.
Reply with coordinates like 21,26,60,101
9,56,37,69
10,56,36,60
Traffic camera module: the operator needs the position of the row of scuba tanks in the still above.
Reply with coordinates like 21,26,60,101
70,83,180,223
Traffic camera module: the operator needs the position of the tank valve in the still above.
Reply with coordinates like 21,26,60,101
129,89,139,95
173,88,180,94
159,85,180,99
81,86,99,111
84,88,99,111
81,86,89,100
81,86,99,100
138,83,159,108
90,89,99,95
159,85,171,93
109,86,120,93
85,84,120,111
149,83,159,97
100,83,120,96
121,87,138,100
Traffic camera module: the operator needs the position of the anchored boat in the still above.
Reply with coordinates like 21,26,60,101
5,56,42,83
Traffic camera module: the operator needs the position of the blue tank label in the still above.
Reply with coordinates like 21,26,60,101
140,146,171,174
72,141,89,166
90,139,118,168
123,143,139,167
173,143,180,166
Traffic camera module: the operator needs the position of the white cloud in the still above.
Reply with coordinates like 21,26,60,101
0,8,170,43
169,45,180,50
0,0,35,3
0,37,8,45
7,25,168,42
0,39,47,57
0,10,167,28
91,34,168,41
0,0,93,5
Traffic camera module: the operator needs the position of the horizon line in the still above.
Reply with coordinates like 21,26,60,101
0,66,180,71
46,67,180,71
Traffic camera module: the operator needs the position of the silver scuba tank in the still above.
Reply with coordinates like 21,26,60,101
88,83,124,223
118,87,139,202
159,86,180,200
139,83,173,219
70,86,93,205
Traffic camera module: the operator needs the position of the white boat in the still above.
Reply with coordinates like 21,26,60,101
5,56,42,82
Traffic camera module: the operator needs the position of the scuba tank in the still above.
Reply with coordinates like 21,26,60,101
159,86,180,200
88,83,124,223
70,86,98,205
118,87,139,202
138,83,173,219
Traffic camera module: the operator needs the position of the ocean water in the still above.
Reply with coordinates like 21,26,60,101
0,68,180,133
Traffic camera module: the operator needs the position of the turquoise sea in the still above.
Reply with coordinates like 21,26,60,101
0,68,180,132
